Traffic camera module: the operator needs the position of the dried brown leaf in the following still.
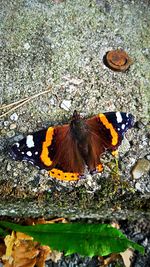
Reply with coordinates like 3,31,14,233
0,242,6,257
99,254,122,267
36,245,51,267
48,250,62,263
120,249,133,267
16,232,33,240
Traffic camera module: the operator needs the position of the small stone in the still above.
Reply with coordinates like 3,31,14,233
0,156,4,163
135,182,142,191
6,163,12,171
6,130,15,138
20,126,28,133
4,121,9,127
24,42,30,50
60,100,71,111
13,134,24,142
132,159,150,179
13,172,18,177
146,155,150,161
119,137,130,154
10,123,17,130
10,113,18,121
49,98,55,105
69,78,83,85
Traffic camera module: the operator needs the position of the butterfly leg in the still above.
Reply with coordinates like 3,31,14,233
48,168,81,181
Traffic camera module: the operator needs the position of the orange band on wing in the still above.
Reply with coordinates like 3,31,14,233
99,114,118,146
40,127,54,166
49,168,79,181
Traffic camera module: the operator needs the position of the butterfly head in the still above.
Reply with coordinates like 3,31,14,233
72,110,82,120
70,110,88,140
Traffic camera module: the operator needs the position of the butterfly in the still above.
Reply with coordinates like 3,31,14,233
10,110,134,181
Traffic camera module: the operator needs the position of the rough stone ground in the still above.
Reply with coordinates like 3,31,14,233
0,0,150,265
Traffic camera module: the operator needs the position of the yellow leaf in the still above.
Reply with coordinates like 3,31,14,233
16,232,33,241
4,231,16,257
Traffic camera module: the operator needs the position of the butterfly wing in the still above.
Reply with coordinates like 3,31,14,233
10,124,85,181
86,111,134,171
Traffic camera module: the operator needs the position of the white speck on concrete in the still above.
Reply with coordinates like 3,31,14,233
135,182,142,191
60,100,71,111
49,98,55,105
24,42,30,50
10,113,18,121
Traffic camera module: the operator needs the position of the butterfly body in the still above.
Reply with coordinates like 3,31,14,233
10,111,134,181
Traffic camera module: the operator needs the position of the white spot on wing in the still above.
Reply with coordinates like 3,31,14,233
26,151,32,157
116,112,122,123
26,135,34,148
35,151,38,155
121,124,125,130
15,143,20,147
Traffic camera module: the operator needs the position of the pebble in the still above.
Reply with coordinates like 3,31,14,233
19,126,28,133
13,172,18,177
10,113,18,121
60,100,71,111
4,121,9,127
24,42,30,50
146,155,150,161
132,159,150,179
69,78,83,85
6,130,15,138
13,134,24,142
119,137,131,154
9,123,17,130
135,182,142,191
49,98,55,105
6,163,12,171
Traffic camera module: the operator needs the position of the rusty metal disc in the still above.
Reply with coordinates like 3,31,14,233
103,49,133,72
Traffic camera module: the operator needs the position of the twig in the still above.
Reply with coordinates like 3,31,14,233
0,85,52,119
0,97,28,110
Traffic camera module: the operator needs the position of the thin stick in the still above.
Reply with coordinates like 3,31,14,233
0,85,52,119
0,97,28,110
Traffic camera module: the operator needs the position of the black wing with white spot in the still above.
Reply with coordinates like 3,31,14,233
10,130,48,169
105,112,134,134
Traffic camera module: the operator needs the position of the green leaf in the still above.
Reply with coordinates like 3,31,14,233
0,226,9,237
0,221,144,257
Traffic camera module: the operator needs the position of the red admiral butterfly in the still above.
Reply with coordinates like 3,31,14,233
10,111,134,181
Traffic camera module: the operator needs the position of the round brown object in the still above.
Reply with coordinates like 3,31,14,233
104,50,133,71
